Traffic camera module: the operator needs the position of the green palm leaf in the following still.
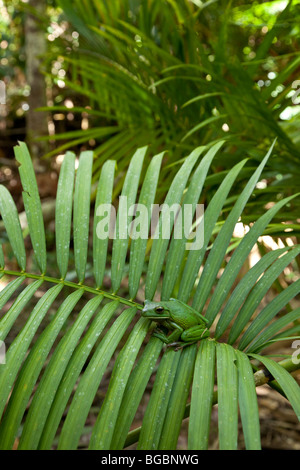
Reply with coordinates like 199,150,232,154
188,339,216,450
73,151,94,283
55,151,76,279
235,350,261,450
110,337,163,450
0,140,299,451
250,354,300,421
0,186,26,271
49,0,300,225
39,300,120,450
216,343,239,450
14,142,47,274
137,348,182,450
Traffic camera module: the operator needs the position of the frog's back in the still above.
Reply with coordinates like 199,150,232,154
167,302,199,328
168,298,208,325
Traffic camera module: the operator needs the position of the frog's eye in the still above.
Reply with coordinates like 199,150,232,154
155,306,164,314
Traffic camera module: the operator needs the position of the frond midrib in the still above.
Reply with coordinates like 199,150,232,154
0,268,143,311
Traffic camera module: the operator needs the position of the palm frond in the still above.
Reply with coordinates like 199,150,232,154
0,140,299,450
45,0,300,193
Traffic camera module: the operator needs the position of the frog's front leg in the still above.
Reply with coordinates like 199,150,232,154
153,324,168,337
169,326,210,350
152,322,183,344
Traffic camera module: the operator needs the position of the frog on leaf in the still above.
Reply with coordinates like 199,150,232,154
141,298,210,350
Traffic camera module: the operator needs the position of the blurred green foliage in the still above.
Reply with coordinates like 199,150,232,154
1,0,300,226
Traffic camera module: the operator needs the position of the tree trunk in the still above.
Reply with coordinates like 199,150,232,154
25,0,49,163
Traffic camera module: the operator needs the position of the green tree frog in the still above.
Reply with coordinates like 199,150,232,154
142,298,210,349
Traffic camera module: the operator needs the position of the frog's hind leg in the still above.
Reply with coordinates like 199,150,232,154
166,326,210,350
181,326,210,343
